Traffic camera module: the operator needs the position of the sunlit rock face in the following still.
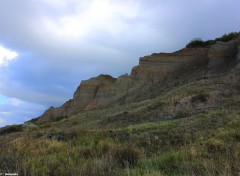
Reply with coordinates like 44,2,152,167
72,74,117,110
130,48,208,83
37,36,240,123
37,74,135,123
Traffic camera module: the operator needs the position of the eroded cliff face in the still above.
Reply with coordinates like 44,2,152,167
37,36,240,123
130,48,209,82
208,39,240,71
72,74,117,110
37,74,135,123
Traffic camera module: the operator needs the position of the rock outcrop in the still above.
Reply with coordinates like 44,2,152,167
130,48,208,83
207,39,240,71
37,35,240,123
73,74,117,110
37,74,135,123
237,44,240,61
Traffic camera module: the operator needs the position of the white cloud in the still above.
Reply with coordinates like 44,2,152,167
40,0,67,7
0,111,12,115
9,98,24,106
0,95,46,127
0,45,18,67
37,0,140,39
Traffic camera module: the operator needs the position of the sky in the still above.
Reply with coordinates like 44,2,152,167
0,0,239,127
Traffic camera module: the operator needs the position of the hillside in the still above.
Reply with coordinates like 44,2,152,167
0,32,240,176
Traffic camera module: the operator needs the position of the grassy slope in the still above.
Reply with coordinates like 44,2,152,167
1,66,240,175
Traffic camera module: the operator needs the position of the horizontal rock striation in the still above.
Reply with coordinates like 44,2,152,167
37,74,135,123
37,36,240,123
208,38,240,71
130,48,209,83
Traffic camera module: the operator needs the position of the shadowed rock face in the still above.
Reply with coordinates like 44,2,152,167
37,36,240,123
238,45,240,61
208,39,240,71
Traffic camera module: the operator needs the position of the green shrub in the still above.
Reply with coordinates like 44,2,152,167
46,131,65,141
216,32,239,42
205,39,216,46
54,116,67,122
143,152,186,175
78,146,95,159
158,151,185,174
0,125,23,135
80,157,119,176
186,39,205,48
113,143,143,167
186,32,239,48
98,140,112,154
205,138,227,154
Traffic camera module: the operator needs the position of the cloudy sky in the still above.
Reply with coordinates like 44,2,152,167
0,0,239,127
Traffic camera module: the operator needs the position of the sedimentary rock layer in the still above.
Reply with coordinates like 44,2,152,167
37,36,240,123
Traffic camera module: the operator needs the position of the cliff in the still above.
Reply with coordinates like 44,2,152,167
130,48,208,82
37,74,135,123
37,35,240,123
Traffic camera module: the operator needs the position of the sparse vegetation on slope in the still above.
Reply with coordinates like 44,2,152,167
0,33,240,175
1,108,240,175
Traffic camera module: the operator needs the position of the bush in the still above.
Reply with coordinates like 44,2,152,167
186,32,239,48
113,144,143,167
190,93,209,104
0,125,23,135
46,131,65,141
80,157,119,176
186,39,205,48
216,32,239,42
158,151,185,174
204,40,216,46
205,138,227,154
